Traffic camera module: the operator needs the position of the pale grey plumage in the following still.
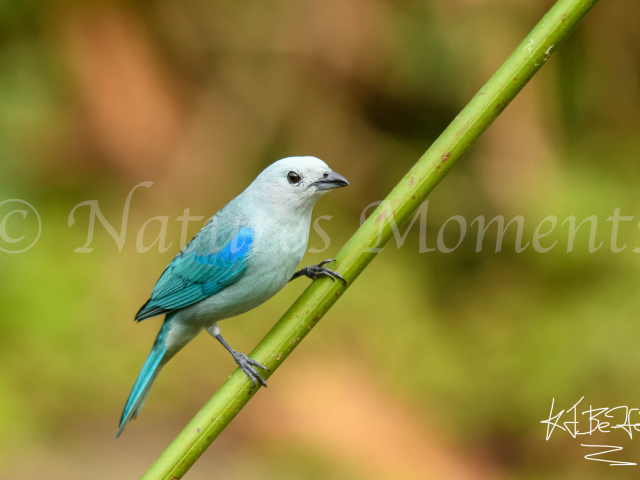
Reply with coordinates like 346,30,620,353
117,156,348,437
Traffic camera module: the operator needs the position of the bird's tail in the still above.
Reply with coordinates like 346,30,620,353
116,319,172,438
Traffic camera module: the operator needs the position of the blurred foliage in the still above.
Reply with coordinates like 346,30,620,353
1,0,639,478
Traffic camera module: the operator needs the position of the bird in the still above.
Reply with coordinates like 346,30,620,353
116,156,349,438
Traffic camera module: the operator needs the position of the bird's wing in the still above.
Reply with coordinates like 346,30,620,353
135,223,253,321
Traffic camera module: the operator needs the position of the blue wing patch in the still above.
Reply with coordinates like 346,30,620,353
135,226,253,321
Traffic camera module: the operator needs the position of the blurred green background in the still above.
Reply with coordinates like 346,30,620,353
1,0,640,478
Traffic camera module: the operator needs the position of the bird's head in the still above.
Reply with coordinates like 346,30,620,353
249,156,349,212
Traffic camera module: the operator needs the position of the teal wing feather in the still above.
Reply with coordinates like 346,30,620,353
135,225,253,321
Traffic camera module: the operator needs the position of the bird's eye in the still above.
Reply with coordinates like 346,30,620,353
323,172,329,178
287,171,301,184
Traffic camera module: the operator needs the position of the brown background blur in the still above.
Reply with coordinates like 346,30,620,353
1,0,640,478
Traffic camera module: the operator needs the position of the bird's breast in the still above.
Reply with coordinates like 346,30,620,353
182,213,311,324
250,215,310,281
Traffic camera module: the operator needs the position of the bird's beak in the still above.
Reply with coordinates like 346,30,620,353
313,171,350,190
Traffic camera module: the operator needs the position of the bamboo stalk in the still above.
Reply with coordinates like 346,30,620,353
141,0,599,477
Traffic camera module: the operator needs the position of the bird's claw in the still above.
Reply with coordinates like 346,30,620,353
305,259,348,285
233,352,269,388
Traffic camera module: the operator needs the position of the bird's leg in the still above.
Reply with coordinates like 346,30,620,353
290,259,347,285
205,324,269,388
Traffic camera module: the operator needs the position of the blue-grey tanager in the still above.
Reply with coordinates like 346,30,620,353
117,156,349,437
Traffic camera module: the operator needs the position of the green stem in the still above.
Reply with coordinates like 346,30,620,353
142,0,599,478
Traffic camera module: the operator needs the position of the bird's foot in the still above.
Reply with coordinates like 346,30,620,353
292,259,347,285
233,352,269,388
